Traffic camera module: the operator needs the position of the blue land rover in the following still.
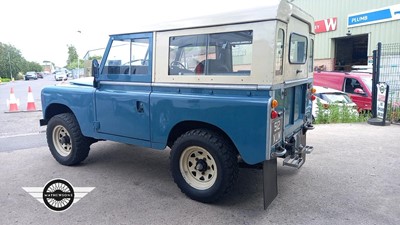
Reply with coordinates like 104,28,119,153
40,0,316,209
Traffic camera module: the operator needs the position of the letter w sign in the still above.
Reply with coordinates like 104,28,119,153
314,17,337,33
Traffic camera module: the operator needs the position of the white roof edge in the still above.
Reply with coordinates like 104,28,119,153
112,0,313,35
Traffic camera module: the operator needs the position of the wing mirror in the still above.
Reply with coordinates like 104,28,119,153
354,88,365,95
92,59,99,88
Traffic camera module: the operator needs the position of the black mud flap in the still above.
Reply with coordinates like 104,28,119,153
263,158,277,210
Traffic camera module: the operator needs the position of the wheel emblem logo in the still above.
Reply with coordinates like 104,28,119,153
42,179,75,211
22,179,95,212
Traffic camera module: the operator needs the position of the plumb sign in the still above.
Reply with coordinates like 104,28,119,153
348,4,400,28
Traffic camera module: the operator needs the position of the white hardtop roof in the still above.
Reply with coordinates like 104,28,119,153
112,0,313,35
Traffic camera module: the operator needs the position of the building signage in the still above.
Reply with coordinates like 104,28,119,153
315,17,337,33
348,4,400,27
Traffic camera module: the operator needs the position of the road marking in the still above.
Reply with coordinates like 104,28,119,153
0,132,45,139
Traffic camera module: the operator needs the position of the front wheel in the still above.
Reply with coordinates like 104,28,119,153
46,113,91,166
170,129,238,203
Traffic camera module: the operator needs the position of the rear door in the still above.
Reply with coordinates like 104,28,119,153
280,17,312,134
286,17,309,81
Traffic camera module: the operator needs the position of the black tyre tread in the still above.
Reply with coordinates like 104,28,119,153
47,113,91,166
170,129,238,203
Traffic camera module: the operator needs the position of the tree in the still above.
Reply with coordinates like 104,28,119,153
89,55,102,61
66,59,84,70
0,42,40,79
67,45,78,68
26,61,42,72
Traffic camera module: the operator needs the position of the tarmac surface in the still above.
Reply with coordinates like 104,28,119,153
1,123,399,225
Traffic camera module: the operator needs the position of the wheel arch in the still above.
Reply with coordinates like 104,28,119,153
167,121,239,156
42,103,73,125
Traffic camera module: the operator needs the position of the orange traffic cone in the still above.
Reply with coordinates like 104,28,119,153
6,87,20,112
26,86,37,111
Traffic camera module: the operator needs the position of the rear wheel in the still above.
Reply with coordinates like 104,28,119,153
46,113,91,165
170,129,238,203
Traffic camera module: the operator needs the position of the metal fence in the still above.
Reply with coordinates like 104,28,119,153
376,43,400,123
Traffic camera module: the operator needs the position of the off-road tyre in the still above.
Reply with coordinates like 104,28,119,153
46,113,91,166
170,129,238,203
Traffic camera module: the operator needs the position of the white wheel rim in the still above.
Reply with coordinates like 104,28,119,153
179,146,217,190
52,125,72,157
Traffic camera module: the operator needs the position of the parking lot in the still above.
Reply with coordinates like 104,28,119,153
1,115,399,224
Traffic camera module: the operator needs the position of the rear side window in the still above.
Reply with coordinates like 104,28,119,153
168,30,253,75
289,33,307,64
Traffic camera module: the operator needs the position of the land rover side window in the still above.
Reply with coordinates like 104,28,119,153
289,33,307,64
275,29,284,75
103,38,149,75
168,30,253,75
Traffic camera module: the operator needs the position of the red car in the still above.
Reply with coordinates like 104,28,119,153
313,71,372,112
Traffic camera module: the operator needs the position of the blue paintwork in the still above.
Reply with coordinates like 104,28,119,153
95,84,151,141
274,84,310,137
41,84,96,137
41,83,270,163
150,87,270,164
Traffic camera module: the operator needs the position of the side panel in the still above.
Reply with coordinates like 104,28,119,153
150,87,269,164
41,85,97,137
313,72,344,90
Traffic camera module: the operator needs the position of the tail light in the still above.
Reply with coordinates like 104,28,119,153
310,87,317,94
309,86,317,101
271,99,279,119
271,110,279,119
271,99,278,108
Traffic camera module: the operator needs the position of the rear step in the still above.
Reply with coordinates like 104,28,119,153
304,145,314,154
283,155,305,168
282,145,313,168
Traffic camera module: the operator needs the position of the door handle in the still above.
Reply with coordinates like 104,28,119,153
136,101,144,113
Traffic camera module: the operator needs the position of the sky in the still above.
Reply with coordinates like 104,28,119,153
0,0,276,67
